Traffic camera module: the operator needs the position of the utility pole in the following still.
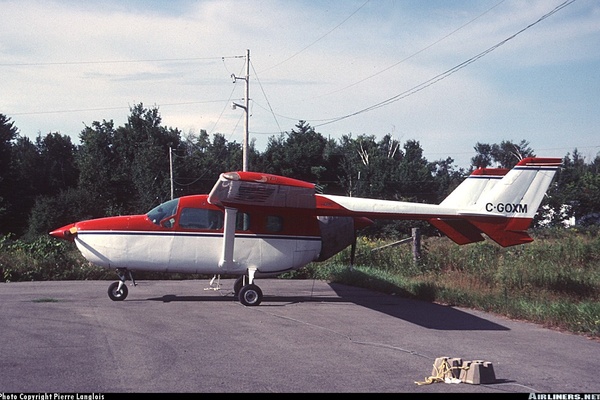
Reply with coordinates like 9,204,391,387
231,49,250,171
169,146,174,200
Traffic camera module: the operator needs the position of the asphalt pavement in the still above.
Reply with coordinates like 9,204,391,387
0,279,598,393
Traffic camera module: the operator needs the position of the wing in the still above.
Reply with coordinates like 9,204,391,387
208,171,317,209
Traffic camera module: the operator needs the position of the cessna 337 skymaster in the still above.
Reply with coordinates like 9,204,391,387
50,157,561,306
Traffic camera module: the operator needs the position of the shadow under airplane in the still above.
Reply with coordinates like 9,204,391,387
146,277,509,332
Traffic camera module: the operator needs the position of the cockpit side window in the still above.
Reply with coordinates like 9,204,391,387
179,208,224,230
147,199,179,226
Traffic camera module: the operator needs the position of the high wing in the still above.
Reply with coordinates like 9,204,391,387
208,157,562,248
208,171,317,209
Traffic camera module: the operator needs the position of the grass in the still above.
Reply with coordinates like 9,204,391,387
1,228,599,339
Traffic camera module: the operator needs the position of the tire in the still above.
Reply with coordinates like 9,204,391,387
233,276,245,297
108,281,128,301
238,284,262,306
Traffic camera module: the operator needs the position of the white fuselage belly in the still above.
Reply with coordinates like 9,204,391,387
75,231,322,275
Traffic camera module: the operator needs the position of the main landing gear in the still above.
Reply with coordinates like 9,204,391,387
233,270,263,307
108,269,136,301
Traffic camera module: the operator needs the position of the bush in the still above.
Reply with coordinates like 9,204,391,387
0,234,111,282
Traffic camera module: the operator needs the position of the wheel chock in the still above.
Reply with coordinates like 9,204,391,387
459,360,496,385
428,357,463,383
417,357,496,386
448,357,463,379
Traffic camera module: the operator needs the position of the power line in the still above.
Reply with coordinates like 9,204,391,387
311,0,507,100
313,0,578,128
259,0,371,73
9,100,232,116
0,56,238,67
250,60,283,135
238,0,510,126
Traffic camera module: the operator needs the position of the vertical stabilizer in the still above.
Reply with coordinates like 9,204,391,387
432,158,561,247
440,167,508,208
470,157,562,219
431,167,508,245
464,157,562,247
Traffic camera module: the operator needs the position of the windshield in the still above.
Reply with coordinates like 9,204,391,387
147,199,179,225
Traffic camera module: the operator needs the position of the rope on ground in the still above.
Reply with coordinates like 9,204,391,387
415,358,466,385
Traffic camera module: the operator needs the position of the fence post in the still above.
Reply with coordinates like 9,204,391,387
412,227,421,263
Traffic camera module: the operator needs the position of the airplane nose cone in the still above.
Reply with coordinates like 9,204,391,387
49,224,78,241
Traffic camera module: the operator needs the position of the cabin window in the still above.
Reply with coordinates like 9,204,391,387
179,208,224,230
236,212,251,231
147,199,179,226
265,215,283,232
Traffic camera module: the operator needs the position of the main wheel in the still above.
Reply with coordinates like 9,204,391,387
238,284,262,306
108,281,128,301
233,276,245,297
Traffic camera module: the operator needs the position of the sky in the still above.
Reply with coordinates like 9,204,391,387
1,0,599,170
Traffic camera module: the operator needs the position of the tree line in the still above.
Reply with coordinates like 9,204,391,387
1,103,598,240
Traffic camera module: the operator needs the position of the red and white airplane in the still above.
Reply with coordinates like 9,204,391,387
50,157,561,306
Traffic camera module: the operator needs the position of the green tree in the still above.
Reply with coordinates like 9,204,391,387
76,104,182,216
260,132,286,175
0,114,18,229
334,134,403,199
174,130,247,196
0,115,17,184
429,156,466,203
36,132,78,196
77,120,123,216
471,142,493,168
335,133,366,197
571,171,600,224
471,140,535,169
395,139,436,203
26,187,98,239
261,121,328,182
5,136,39,236
491,140,535,169
554,150,600,225
113,104,181,212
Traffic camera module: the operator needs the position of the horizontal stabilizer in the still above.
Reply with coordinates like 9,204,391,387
429,218,485,245
468,217,534,247
431,217,534,247
486,229,533,247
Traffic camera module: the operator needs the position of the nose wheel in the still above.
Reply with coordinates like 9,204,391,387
108,281,128,301
107,269,136,301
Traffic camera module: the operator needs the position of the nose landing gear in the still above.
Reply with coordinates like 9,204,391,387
107,269,136,301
